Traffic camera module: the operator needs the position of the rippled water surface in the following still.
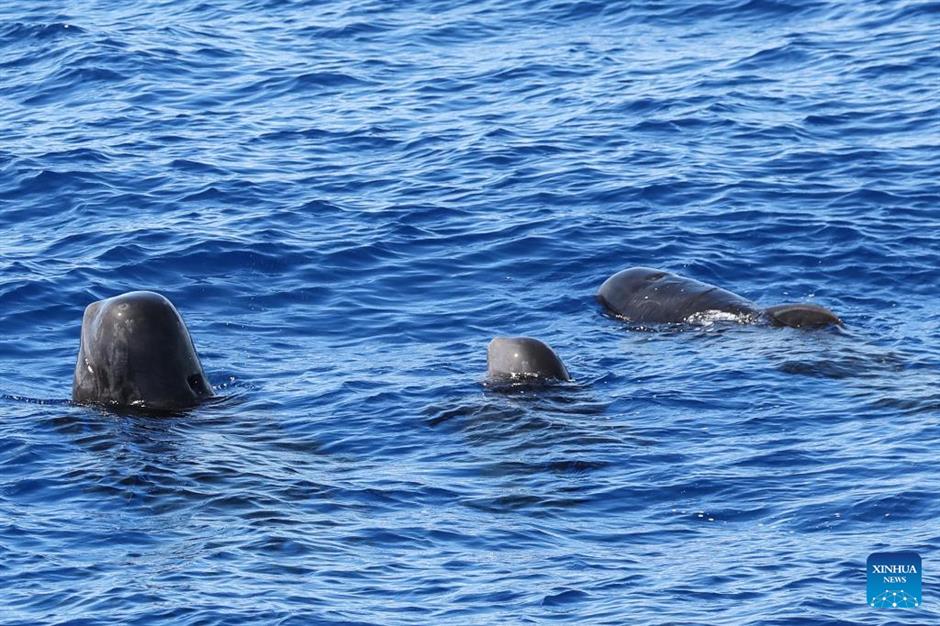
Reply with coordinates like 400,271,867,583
2,1,939,624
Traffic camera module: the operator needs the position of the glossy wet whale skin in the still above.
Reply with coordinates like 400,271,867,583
486,336,570,382
597,267,761,324
72,291,213,411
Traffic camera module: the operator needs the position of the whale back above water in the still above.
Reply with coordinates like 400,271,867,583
597,267,841,328
72,291,213,411
597,267,760,324
486,336,570,382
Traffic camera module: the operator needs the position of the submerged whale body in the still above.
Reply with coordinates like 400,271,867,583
486,336,570,382
72,291,213,411
597,267,841,329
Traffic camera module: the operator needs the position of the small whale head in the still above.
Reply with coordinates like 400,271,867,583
597,267,760,323
596,267,670,315
763,303,843,329
486,336,570,383
72,291,213,412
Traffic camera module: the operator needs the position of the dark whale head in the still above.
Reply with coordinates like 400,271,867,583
597,267,759,323
486,336,570,382
763,303,843,329
72,291,213,412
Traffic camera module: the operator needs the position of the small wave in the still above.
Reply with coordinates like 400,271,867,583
0,21,84,43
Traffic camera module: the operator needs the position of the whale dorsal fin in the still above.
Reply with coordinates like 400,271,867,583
764,303,842,329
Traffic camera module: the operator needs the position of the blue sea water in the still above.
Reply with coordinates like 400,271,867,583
1,0,939,623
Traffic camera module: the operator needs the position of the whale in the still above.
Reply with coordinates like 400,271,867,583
597,267,842,329
72,291,213,411
486,336,570,382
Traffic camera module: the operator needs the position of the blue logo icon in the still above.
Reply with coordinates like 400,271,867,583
867,552,921,608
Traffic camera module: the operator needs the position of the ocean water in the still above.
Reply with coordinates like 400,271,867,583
1,0,939,623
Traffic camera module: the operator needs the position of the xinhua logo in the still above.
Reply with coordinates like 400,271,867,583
867,552,921,608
